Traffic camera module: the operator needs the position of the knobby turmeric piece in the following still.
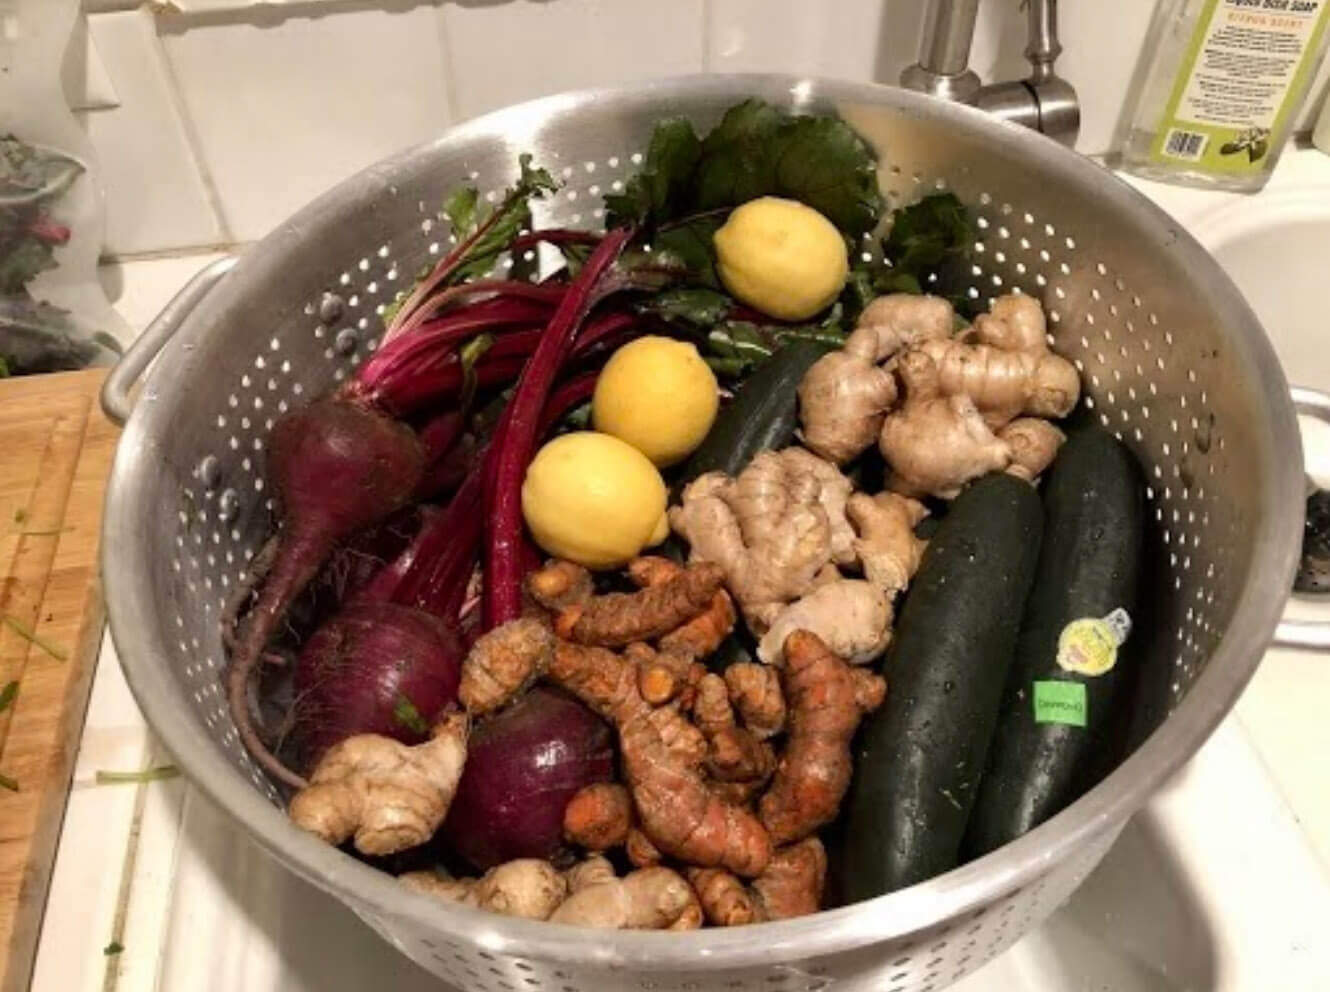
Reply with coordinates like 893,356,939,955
759,631,885,846
550,640,772,877
554,561,724,646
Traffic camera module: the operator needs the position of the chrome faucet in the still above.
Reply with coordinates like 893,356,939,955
899,0,1080,146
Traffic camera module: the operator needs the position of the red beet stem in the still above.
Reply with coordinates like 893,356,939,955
507,229,602,255
537,371,598,436
482,228,634,629
387,280,567,344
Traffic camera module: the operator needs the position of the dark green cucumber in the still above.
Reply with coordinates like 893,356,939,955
962,426,1146,858
681,339,831,482
839,474,1043,900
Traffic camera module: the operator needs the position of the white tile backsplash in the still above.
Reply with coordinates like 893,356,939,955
160,6,452,242
705,0,886,82
79,9,224,256
73,0,1330,257
439,0,705,122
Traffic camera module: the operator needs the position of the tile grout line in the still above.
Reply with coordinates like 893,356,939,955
99,774,151,992
434,0,463,126
140,7,236,245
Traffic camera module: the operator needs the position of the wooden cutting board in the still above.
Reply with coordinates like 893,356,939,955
0,369,118,992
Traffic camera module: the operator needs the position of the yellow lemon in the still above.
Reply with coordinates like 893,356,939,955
592,336,719,467
714,196,849,321
521,431,669,569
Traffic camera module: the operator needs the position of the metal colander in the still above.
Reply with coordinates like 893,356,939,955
99,75,1315,991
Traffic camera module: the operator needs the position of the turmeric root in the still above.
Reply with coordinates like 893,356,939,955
724,663,786,739
750,837,827,921
692,673,736,738
688,867,759,926
693,673,775,783
879,350,1012,499
402,859,567,919
563,782,633,851
797,294,954,464
459,617,554,715
550,641,772,876
555,561,724,646
550,862,698,929
999,417,1066,482
670,452,836,630
288,712,467,856
846,491,928,596
708,726,777,785
757,579,892,666
629,557,737,659
851,666,888,712
626,826,663,867
526,559,594,611
688,837,827,925
760,631,885,845
646,700,708,766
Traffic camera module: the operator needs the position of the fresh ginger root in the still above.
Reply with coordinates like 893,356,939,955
289,712,467,856
400,869,477,905
629,557,737,660
473,859,568,919
402,859,567,920
563,782,634,851
459,617,554,715
724,663,786,739
797,294,954,464
879,349,1012,499
551,858,699,929
777,448,857,566
554,561,724,647
760,631,886,845
526,559,594,611
846,491,929,596
670,451,841,631
550,640,772,876
914,293,1079,428
999,417,1066,482
757,579,892,666
688,837,827,925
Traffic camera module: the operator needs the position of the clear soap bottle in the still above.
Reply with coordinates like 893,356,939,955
1117,0,1330,192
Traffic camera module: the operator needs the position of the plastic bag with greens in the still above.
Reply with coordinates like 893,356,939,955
0,0,126,377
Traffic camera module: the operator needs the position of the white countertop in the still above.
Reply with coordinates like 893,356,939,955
30,149,1330,992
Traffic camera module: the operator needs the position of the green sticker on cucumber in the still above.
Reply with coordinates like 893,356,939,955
1033,680,1087,728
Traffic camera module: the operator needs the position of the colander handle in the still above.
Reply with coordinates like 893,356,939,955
100,255,238,426
1272,386,1330,650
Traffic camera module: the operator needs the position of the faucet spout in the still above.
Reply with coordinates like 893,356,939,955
899,0,1080,147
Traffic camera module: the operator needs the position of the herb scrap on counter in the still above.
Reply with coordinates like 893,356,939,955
103,941,124,956
0,613,67,661
94,766,180,785
0,680,17,712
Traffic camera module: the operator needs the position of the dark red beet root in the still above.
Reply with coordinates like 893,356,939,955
228,396,427,788
443,687,614,870
292,601,463,770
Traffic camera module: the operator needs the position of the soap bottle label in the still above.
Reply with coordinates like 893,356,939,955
1150,0,1330,176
